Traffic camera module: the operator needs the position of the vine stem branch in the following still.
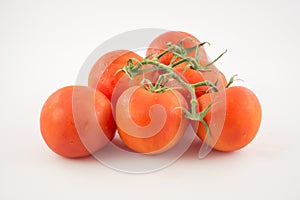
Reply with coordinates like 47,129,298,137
120,41,226,139
132,59,213,120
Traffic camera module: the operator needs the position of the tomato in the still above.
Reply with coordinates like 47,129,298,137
146,31,208,66
88,50,143,100
173,63,227,98
115,86,189,154
40,86,116,158
196,86,262,152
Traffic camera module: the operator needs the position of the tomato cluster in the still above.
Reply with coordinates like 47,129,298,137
40,31,262,158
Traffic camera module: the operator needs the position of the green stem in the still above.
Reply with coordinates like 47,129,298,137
202,49,227,69
226,74,238,88
138,59,203,119
191,80,218,92
156,45,176,59
153,73,172,91
170,58,188,68
185,42,210,53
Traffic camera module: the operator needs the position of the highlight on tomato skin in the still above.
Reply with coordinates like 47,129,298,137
115,86,189,154
196,86,262,152
40,86,116,158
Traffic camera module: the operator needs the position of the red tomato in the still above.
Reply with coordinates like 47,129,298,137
40,86,116,158
146,31,208,66
115,86,189,154
196,86,262,152
88,50,143,100
173,63,227,98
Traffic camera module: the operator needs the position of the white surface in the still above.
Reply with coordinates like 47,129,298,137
1,0,300,199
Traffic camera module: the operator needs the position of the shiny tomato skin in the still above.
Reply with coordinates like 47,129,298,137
40,86,116,158
88,50,143,100
116,86,189,154
197,86,262,152
146,31,208,66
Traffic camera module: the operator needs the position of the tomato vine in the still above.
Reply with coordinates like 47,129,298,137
119,38,227,137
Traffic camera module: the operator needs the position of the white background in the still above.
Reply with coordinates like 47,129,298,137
1,0,300,199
